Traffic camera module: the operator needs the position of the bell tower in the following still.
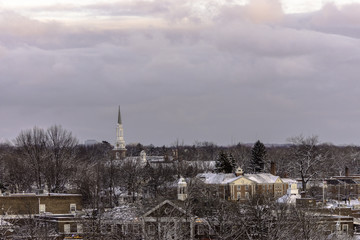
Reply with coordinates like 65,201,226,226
177,176,188,201
113,106,127,159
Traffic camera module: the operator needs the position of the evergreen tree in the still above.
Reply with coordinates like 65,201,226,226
249,140,266,173
215,152,236,173
228,153,236,171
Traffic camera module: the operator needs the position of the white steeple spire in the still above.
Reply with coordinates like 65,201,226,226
114,106,126,159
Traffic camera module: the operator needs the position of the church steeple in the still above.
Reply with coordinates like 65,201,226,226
118,106,122,124
113,106,126,159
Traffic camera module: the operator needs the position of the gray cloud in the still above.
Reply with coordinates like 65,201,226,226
1,1,360,146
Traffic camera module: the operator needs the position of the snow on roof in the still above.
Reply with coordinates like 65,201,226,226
281,178,297,184
147,156,171,162
324,199,360,209
102,204,139,222
197,173,236,184
197,172,282,185
244,173,279,184
119,156,174,166
0,218,12,226
277,194,300,204
223,176,242,184
0,193,81,197
182,161,216,168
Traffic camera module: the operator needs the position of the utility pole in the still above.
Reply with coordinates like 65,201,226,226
322,180,326,206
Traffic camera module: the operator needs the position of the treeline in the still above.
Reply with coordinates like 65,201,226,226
1,126,360,207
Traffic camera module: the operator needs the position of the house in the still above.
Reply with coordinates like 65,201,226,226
142,200,195,240
87,200,196,239
0,192,83,239
0,192,82,215
325,178,360,200
196,169,292,201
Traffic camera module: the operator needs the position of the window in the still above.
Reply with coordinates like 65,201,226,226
245,192,249,199
343,224,348,233
77,224,83,233
39,204,46,214
122,224,127,234
237,185,241,190
237,192,241,200
245,185,249,191
109,225,115,233
70,204,76,213
148,225,156,235
64,224,71,234
197,225,204,235
133,225,140,234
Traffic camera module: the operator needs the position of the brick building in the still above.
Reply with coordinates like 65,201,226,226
0,192,83,239
0,193,82,215
196,170,292,201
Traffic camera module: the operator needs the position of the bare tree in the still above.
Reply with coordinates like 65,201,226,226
15,125,78,192
287,135,326,196
45,125,78,192
15,127,48,189
144,163,176,199
118,160,146,202
13,214,58,240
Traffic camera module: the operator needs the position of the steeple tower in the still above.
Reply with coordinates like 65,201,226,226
113,106,127,159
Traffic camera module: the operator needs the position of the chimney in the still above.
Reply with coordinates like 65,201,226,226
345,166,349,177
270,161,276,175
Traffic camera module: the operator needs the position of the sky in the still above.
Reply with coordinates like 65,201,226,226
1,0,360,146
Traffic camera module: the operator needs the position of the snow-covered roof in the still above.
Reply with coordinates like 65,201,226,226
245,173,279,184
181,161,216,168
223,175,242,184
197,172,283,185
143,200,188,218
0,193,81,197
281,178,297,184
147,156,172,162
197,173,236,184
277,194,300,204
0,218,12,226
102,204,139,222
324,199,360,209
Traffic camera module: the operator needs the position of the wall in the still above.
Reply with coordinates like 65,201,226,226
0,194,82,215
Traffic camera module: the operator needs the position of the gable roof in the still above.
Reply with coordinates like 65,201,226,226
281,178,297,184
223,175,256,184
196,172,285,185
245,173,280,184
196,173,236,184
102,204,138,221
224,173,281,184
142,200,189,218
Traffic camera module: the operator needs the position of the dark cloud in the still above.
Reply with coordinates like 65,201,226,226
1,1,360,146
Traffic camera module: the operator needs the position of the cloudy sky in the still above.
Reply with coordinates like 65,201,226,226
1,0,360,146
